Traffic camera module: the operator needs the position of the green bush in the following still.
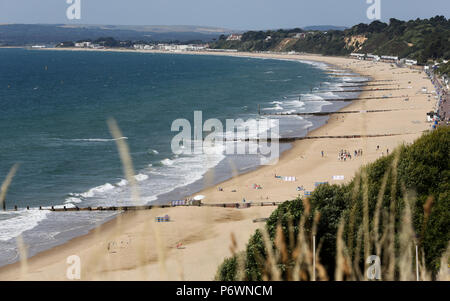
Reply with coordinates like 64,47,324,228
215,127,449,280
215,254,238,281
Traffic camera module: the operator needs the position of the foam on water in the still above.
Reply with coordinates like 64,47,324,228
134,173,149,181
116,179,128,187
0,209,50,241
81,183,115,198
70,137,128,142
297,59,328,70
161,158,174,166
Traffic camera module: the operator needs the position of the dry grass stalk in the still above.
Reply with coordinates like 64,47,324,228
106,118,167,280
229,232,246,281
361,169,370,279
291,199,310,280
372,166,390,257
398,189,415,281
260,227,281,281
436,243,450,281
16,235,28,279
335,219,346,281
0,164,19,211
386,152,400,280
347,171,361,257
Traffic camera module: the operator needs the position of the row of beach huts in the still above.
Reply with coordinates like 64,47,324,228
350,52,418,66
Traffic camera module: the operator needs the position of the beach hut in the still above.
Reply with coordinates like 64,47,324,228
171,200,186,206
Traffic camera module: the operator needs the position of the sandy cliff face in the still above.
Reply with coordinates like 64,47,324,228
345,35,368,51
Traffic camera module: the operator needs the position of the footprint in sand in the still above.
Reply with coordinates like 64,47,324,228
107,236,131,253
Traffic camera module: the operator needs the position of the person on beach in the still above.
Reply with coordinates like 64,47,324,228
321,150,324,157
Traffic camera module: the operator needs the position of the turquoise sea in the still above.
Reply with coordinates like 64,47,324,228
0,48,366,266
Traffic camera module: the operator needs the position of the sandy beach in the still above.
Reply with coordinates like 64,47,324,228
0,50,436,280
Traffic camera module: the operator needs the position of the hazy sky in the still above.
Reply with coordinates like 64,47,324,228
0,0,449,30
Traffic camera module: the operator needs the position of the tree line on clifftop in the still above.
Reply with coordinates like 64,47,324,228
211,16,450,65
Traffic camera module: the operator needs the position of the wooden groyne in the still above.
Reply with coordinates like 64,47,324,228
262,108,400,117
224,132,417,143
337,83,395,88
342,79,394,84
328,74,365,78
315,87,404,93
2,201,284,212
297,95,397,102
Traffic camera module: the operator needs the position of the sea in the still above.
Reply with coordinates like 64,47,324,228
0,48,368,267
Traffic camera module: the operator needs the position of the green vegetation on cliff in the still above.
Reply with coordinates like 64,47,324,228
216,126,450,281
211,16,450,64
437,61,450,76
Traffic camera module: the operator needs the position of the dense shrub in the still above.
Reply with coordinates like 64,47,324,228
216,127,449,280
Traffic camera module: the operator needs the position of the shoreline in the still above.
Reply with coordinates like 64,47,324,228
0,49,436,280
0,47,341,269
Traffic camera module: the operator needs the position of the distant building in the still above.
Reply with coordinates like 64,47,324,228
350,53,366,59
405,59,418,66
294,33,306,39
133,44,155,50
367,54,381,61
226,34,242,41
265,36,272,42
381,55,399,62
74,41,92,48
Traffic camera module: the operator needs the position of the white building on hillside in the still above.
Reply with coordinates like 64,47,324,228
74,41,92,48
226,34,242,41
405,59,418,66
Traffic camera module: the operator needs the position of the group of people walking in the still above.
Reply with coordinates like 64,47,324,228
338,149,363,161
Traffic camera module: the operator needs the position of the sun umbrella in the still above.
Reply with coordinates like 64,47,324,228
193,195,205,201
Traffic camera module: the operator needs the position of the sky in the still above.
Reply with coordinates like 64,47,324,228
0,0,449,30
